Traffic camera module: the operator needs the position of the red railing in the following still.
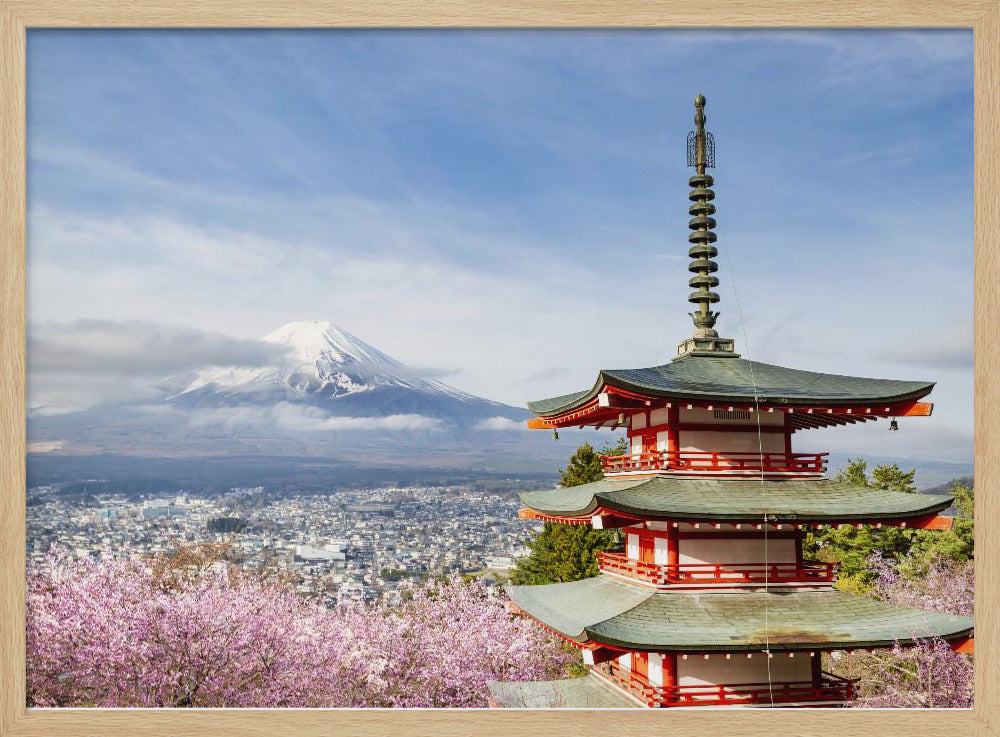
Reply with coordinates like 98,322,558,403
597,551,837,585
600,660,854,707
601,451,828,475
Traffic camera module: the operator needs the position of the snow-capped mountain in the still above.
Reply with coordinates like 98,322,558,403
28,320,535,466
170,320,524,426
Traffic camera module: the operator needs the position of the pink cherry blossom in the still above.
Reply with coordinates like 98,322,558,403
847,555,973,708
27,549,572,707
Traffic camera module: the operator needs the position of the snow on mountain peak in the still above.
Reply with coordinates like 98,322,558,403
262,320,403,371
175,320,474,404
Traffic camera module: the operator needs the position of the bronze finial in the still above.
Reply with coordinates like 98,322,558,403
676,94,737,359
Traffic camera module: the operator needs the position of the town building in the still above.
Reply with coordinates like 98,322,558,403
489,95,974,709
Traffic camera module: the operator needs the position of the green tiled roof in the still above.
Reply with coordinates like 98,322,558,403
527,355,934,416
488,674,640,709
518,476,952,523
507,576,973,651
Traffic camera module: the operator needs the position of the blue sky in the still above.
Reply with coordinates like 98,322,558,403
26,29,973,461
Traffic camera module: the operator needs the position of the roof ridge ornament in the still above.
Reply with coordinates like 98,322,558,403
677,93,738,359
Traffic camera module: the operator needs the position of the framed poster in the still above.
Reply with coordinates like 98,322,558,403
1,2,996,736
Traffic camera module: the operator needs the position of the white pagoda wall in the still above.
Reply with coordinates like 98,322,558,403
654,536,669,565
631,435,644,457
677,654,811,687
650,407,671,426
626,533,640,559
623,528,799,566
677,407,784,455
678,430,785,455
647,652,664,686
678,536,797,566
628,406,790,455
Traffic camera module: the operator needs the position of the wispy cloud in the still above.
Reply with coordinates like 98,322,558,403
473,416,526,431
27,320,288,413
29,319,286,375
27,205,687,407
880,326,973,370
182,403,443,433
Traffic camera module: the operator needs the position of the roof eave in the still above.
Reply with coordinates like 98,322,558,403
580,627,976,653
528,371,935,419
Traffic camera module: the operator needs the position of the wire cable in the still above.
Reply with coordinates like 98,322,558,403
721,231,776,707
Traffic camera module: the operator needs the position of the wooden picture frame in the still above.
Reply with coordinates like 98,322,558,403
1,2,996,736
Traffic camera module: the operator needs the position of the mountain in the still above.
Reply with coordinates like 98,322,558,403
168,320,522,426
27,321,544,467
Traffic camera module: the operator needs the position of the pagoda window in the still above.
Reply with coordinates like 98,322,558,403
631,413,648,431
713,409,752,420
680,406,784,427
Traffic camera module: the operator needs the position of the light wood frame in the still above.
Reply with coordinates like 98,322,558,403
1,2,996,736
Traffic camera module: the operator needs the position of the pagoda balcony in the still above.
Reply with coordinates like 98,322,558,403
596,551,838,586
597,661,854,708
601,451,828,476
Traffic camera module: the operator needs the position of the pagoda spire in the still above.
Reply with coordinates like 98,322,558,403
676,93,736,358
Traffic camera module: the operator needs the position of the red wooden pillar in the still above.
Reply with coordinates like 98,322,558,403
811,652,822,685
663,653,678,706
666,524,679,583
634,652,649,681
795,530,804,567
663,653,677,685
642,430,658,468
639,532,655,563
667,405,680,461
666,525,679,567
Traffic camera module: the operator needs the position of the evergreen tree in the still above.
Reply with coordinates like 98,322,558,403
558,442,608,487
510,438,625,585
905,478,974,574
804,459,973,588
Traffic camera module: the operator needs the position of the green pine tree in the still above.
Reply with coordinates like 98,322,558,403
804,459,973,589
905,478,974,574
510,438,625,585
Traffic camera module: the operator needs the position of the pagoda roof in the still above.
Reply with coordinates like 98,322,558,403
518,476,952,523
488,674,640,709
507,576,973,652
527,354,934,417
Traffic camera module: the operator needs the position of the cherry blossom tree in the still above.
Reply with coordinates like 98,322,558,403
839,555,974,708
27,549,573,708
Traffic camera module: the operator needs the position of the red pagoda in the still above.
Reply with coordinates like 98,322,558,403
489,95,974,709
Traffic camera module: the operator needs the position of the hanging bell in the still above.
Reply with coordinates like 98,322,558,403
889,418,899,432
618,412,627,427
552,428,559,441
